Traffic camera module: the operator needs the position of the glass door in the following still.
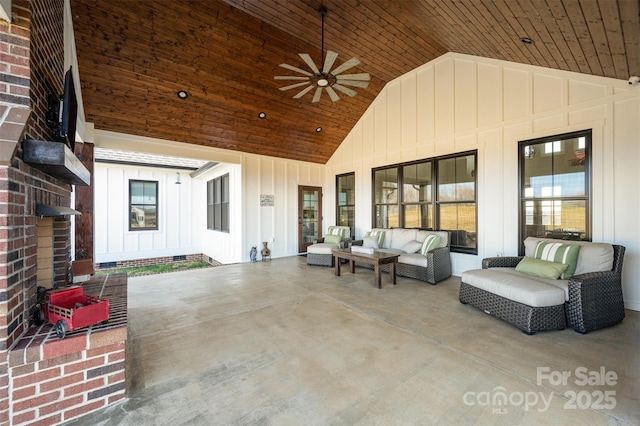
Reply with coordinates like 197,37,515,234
298,186,322,253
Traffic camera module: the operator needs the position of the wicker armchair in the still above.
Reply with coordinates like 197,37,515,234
306,226,351,267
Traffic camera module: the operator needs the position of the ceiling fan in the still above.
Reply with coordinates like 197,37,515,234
275,6,370,103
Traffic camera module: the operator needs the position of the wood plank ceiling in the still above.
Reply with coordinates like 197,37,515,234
71,0,639,164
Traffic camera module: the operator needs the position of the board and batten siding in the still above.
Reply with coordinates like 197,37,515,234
325,52,640,311
243,154,324,258
195,163,242,265
94,162,201,263
92,130,324,265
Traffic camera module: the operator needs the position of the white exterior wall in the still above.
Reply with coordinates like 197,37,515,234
92,131,324,265
94,162,201,263
325,53,640,311
194,163,243,265
242,154,324,260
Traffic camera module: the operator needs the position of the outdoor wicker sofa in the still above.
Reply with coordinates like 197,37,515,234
459,237,626,335
353,228,452,285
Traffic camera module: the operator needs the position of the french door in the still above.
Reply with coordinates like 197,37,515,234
298,186,322,253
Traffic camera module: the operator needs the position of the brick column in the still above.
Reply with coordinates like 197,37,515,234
1,1,32,423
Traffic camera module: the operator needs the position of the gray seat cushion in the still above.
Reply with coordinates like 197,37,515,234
488,267,570,300
461,269,565,307
307,243,337,255
398,252,429,267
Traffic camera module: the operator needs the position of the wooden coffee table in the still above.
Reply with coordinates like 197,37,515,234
332,248,400,289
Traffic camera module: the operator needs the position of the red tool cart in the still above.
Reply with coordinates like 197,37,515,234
42,286,110,339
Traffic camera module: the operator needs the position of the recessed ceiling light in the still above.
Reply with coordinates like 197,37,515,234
258,112,267,119
315,127,322,133
177,90,189,99
520,37,534,44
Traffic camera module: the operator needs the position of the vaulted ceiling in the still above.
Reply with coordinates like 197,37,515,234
71,0,639,164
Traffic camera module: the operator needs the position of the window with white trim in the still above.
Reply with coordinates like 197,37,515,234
129,180,158,231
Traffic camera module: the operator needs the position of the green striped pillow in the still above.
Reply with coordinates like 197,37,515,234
327,227,345,239
365,230,385,248
533,241,580,279
420,234,441,255
515,257,568,279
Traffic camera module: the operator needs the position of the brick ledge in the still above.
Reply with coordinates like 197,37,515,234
8,273,128,367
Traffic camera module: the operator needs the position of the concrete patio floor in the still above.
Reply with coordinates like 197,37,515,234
66,255,639,425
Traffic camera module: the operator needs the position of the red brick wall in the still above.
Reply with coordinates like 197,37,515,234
10,339,126,425
0,0,70,337
0,0,30,108
1,0,80,424
24,0,63,142
1,1,33,422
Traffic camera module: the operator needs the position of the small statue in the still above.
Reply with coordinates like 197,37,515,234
249,246,257,262
261,242,271,261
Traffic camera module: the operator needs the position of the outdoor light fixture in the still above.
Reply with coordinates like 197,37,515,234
175,172,181,184
275,6,370,103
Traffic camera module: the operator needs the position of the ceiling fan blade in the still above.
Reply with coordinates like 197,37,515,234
336,73,370,81
293,85,315,99
279,81,311,91
332,84,357,97
312,87,323,103
334,79,370,88
279,63,313,76
274,76,309,81
325,86,340,102
322,50,339,74
329,56,361,76
299,53,320,74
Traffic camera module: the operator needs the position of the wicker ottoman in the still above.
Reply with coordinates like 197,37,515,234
460,269,566,335
307,242,337,266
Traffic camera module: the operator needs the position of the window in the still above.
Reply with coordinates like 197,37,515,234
403,162,432,229
373,168,399,228
129,180,158,231
207,174,229,232
519,130,591,250
437,153,477,252
372,151,477,254
336,173,355,236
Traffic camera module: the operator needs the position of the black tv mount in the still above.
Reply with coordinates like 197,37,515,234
46,93,63,133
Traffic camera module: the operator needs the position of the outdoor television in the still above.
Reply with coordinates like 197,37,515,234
50,67,78,151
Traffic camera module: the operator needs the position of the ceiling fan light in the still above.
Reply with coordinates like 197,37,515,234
275,7,368,103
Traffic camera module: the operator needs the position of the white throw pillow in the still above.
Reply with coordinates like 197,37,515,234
363,236,379,249
401,240,422,254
